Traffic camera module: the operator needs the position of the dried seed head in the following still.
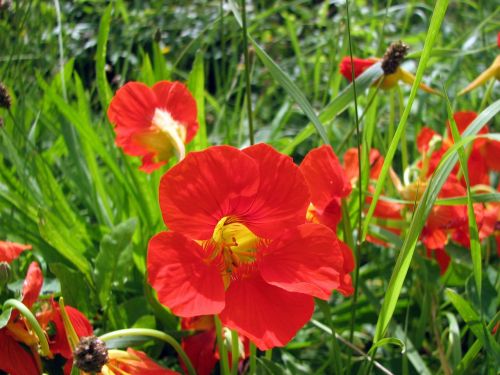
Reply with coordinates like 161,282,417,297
381,41,410,75
0,82,11,110
0,261,11,286
73,336,108,372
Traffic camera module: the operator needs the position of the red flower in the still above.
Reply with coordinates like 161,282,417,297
0,241,31,263
0,329,39,375
107,81,198,173
148,144,351,349
339,57,437,93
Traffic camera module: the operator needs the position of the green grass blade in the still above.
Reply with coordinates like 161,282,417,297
443,89,481,298
96,4,113,110
187,50,208,149
362,0,449,240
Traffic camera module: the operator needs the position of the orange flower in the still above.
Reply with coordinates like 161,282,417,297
107,81,198,172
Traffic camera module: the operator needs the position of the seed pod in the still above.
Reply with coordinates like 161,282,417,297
381,41,410,75
73,336,109,372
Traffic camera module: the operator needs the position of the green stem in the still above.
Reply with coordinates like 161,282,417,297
230,330,240,375
99,328,196,375
214,316,231,375
249,342,257,374
265,348,272,360
345,1,362,372
397,86,408,171
241,0,255,145
317,299,343,374
3,298,51,357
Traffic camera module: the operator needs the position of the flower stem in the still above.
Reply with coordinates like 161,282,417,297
99,328,196,375
214,316,231,375
3,298,52,357
241,0,255,145
249,342,257,374
230,329,240,375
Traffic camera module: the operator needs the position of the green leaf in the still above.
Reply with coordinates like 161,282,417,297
94,218,137,308
50,263,92,313
445,289,500,363
368,337,406,354
96,4,113,110
0,307,12,329
363,0,449,240
38,209,93,285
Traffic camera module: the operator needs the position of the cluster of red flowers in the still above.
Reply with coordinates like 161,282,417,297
0,242,179,375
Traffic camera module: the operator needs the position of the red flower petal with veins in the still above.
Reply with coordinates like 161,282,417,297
417,127,439,153
0,241,31,263
113,348,180,374
242,143,309,238
159,146,260,240
299,145,351,212
219,272,314,350
148,232,225,317
260,224,345,300
0,329,39,375
339,57,377,81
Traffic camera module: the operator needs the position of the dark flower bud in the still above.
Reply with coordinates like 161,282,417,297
0,82,11,110
0,261,11,287
381,41,410,75
73,336,108,372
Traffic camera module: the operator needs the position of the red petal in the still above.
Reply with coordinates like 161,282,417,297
108,82,157,134
159,146,259,240
117,348,180,374
50,303,93,359
181,330,217,375
220,273,314,350
417,127,438,153
0,241,31,263
299,145,351,212
260,224,345,300
0,329,39,375
466,148,490,186
312,198,343,232
147,232,225,317
343,147,383,183
339,57,377,81
153,81,199,143
426,248,451,275
242,144,309,238
21,262,43,309
421,227,448,250
337,240,355,296
483,140,500,171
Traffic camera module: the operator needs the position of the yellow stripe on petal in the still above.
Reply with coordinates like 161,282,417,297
398,68,440,95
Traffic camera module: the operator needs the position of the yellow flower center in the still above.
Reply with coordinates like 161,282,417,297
211,216,259,285
134,108,187,162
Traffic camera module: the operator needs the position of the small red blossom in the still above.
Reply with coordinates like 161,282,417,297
148,144,351,350
107,81,198,173
0,240,31,263
339,57,437,93
105,348,180,375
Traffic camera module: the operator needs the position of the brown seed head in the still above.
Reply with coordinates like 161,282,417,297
73,336,109,372
381,41,410,75
0,82,11,110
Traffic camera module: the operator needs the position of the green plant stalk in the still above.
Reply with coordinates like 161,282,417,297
241,0,255,146
3,299,51,357
99,328,196,375
397,86,408,172
317,300,343,374
249,342,257,374
214,316,231,375
231,330,240,375
479,78,495,112
345,1,362,371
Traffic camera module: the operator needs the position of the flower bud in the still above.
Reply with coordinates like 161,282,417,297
73,336,109,372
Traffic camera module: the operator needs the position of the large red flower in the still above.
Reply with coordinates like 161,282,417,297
105,348,180,375
107,81,198,172
148,144,351,349
0,240,31,263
